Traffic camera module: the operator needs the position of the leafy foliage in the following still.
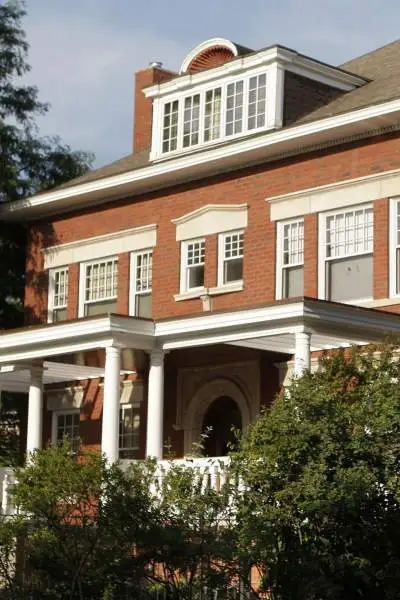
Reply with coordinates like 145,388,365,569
234,345,400,600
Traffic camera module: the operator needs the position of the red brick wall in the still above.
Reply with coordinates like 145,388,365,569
133,66,176,154
373,198,389,299
25,132,400,324
304,214,318,297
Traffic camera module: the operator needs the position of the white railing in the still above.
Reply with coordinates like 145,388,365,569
153,456,231,494
0,467,17,516
0,456,233,515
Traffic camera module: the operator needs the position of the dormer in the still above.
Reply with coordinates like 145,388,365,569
143,38,367,162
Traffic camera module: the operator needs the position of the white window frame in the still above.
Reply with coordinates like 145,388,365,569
48,266,69,323
119,402,141,460
78,256,118,318
129,249,153,318
217,230,244,288
51,409,80,451
180,238,206,294
152,64,279,160
276,219,304,300
389,197,400,298
318,204,373,303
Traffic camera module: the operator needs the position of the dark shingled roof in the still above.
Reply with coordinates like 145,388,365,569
296,39,400,123
57,40,400,192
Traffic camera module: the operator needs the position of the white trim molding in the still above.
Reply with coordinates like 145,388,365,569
172,204,248,241
268,168,400,221
43,224,157,270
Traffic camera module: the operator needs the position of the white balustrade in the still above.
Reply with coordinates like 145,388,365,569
0,468,17,516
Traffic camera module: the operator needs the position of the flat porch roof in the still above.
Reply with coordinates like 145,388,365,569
0,298,399,392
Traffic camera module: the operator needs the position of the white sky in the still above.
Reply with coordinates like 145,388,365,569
22,0,400,167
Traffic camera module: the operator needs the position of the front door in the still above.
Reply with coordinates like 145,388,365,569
202,395,242,457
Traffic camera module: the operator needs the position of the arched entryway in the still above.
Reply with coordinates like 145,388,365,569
183,377,252,456
202,395,242,456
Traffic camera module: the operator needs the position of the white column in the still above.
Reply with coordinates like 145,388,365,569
26,365,44,456
294,330,311,376
101,346,121,463
146,349,165,459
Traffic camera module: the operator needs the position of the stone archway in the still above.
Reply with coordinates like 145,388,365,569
183,377,251,455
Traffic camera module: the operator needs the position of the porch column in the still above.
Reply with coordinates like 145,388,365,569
146,349,165,459
26,364,44,456
101,346,121,463
294,330,311,376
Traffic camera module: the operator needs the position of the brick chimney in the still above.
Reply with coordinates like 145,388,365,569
133,63,177,154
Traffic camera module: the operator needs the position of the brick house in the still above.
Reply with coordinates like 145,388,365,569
1,37,400,498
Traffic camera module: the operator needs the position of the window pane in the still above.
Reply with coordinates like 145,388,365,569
225,80,244,135
188,265,204,289
85,300,117,316
204,87,222,142
85,259,118,312
183,94,200,148
136,293,152,319
283,265,304,298
162,100,179,153
224,258,243,283
326,254,372,302
53,308,68,322
53,268,69,308
283,220,304,266
56,412,80,453
326,207,373,258
248,73,267,130
119,404,140,460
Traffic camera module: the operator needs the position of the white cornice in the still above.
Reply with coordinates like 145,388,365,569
172,204,248,241
172,203,247,225
268,168,400,221
145,47,365,99
43,224,157,269
1,98,400,221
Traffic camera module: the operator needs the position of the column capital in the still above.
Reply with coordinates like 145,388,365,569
149,348,165,366
105,345,122,357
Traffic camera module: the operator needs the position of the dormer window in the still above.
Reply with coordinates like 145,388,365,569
157,69,270,157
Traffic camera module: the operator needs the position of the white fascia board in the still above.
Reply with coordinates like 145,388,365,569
268,168,400,221
155,302,306,339
2,97,400,221
43,224,157,269
0,316,155,365
145,47,365,99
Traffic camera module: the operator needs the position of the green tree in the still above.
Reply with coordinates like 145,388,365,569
234,345,400,600
0,0,93,330
7,444,160,599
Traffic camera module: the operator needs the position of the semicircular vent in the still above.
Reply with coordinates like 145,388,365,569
187,46,235,74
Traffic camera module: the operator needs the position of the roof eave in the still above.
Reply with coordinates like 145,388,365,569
2,98,400,222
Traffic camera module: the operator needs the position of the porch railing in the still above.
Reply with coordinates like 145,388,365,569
0,457,232,516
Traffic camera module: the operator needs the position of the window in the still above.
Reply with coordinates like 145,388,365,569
248,73,267,130
162,100,179,153
158,69,269,156
119,403,140,459
320,206,373,302
225,80,244,136
181,239,205,293
204,87,222,141
390,198,400,297
52,411,80,453
277,220,304,299
183,94,200,148
48,267,69,322
130,250,152,318
82,258,118,316
218,231,244,286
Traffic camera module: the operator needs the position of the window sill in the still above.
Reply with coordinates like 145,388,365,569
208,281,244,295
174,282,243,302
174,288,207,302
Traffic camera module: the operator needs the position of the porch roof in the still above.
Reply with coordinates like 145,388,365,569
0,298,399,392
